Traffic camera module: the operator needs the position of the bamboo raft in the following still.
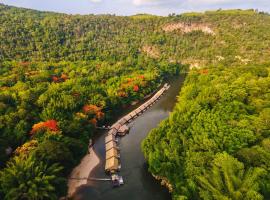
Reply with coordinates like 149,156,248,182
104,83,170,176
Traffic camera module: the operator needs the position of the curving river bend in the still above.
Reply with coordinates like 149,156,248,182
73,76,185,200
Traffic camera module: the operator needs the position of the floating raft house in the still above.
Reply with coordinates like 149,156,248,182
105,134,116,144
106,148,119,160
104,83,170,174
105,141,118,151
105,157,120,173
117,125,129,136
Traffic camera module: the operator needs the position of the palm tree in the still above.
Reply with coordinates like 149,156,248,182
0,155,64,200
197,153,265,200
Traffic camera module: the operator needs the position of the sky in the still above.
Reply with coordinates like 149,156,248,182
0,0,269,16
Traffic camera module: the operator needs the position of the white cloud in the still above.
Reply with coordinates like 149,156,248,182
90,0,102,3
133,0,151,6
132,0,169,6
187,0,236,5
132,0,264,7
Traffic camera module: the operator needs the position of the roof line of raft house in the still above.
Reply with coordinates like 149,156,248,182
118,118,127,125
106,140,118,151
134,109,140,115
112,123,121,131
117,125,129,136
106,148,119,160
140,104,147,110
108,128,118,136
105,134,116,144
123,116,131,122
140,105,146,111
105,156,120,173
130,111,136,118
105,85,169,173
135,108,142,115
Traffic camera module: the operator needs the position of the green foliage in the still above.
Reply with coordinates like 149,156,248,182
142,65,270,199
33,140,75,175
1,3,270,199
197,152,265,200
0,4,183,198
0,156,65,200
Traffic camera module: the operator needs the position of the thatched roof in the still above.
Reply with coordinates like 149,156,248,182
140,104,147,110
118,125,129,133
124,116,131,122
135,109,140,114
108,129,118,136
105,157,119,172
130,112,136,117
113,123,121,130
118,119,126,125
105,141,117,151
105,134,115,144
106,148,118,160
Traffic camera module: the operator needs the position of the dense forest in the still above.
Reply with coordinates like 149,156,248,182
0,4,182,199
0,3,270,200
142,65,270,200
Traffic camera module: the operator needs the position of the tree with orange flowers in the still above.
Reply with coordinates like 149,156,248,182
60,73,68,81
30,120,59,135
52,76,59,82
133,85,139,92
83,104,101,114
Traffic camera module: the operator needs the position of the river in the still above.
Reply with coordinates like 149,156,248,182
72,75,185,200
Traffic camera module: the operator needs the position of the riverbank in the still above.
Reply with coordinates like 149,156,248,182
67,84,169,195
72,76,185,200
67,147,100,197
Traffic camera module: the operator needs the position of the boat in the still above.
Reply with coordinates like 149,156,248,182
111,174,124,187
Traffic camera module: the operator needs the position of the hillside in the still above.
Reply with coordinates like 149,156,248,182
141,9,270,200
1,5,270,66
0,3,270,199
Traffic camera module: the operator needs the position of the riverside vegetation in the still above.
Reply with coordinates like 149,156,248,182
0,4,270,200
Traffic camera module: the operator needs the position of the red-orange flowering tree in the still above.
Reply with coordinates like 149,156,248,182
133,85,139,92
52,76,59,82
30,120,59,134
60,73,68,81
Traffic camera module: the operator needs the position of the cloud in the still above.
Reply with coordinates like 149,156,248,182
90,0,102,3
133,0,152,6
132,0,264,7
1,0,269,16
132,0,173,6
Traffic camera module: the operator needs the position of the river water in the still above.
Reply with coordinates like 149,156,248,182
73,76,185,200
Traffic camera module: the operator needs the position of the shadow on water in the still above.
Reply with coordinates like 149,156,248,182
72,75,185,200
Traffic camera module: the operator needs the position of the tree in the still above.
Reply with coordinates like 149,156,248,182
197,153,265,200
0,156,64,200
33,140,75,175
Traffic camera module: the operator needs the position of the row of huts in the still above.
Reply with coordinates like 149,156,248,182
104,83,170,174
105,134,120,173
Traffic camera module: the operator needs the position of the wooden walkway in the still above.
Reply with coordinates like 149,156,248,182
104,83,170,174
109,83,170,136
69,177,111,181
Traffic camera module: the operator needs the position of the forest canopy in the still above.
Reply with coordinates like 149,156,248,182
142,65,270,200
0,3,270,200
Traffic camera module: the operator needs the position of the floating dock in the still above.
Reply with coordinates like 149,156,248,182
104,83,170,177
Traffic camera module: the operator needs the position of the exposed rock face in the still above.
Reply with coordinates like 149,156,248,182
182,59,206,69
141,45,160,58
216,55,225,61
162,22,215,35
235,55,251,64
